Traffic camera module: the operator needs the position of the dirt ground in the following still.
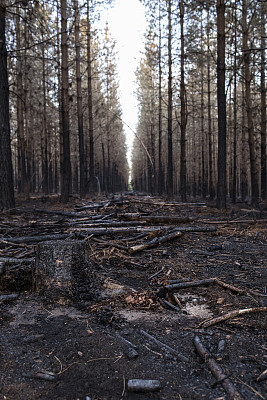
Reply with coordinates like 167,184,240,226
0,193,267,400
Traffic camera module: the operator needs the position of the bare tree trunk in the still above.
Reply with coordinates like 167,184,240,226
232,1,237,203
260,1,266,200
241,72,248,201
207,12,214,200
16,7,27,194
158,2,163,194
200,13,207,198
179,0,186,201
242,0,259,205
56,0,62,195
216,0,227,209
0,0,15,210
60,0,72,202
74,0,85,198
87,0,95,194
41,29,49,195
167,0,173,198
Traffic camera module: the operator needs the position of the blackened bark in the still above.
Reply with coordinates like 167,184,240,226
74,0,85,198
158,3,163,195
260,1,266,200
87,0,96,194
179,0,187,202
167,0,173,198
0,1,15,210
60,0,72,202
242,0,259,205
216,0,227,209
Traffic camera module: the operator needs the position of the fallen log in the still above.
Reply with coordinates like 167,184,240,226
0,234,70,244
21,208,91,218
193,335,243,400
199,306,267,328
73,226,166,237
140,329,189,362
165,278,216,291
215,279,245,295
256,369,267,382
0,257,34,264
160,298,181,312
129,231,182,254
0,293,19,303
91,237,128,251
127,379,162,392
118,214,193,224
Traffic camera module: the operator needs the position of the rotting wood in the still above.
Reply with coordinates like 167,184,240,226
140,329,189,362
129,231,182,254
193,335,243,400
199,307,267,328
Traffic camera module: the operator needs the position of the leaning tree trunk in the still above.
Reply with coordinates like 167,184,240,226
0,0,15,210
216,0,227,209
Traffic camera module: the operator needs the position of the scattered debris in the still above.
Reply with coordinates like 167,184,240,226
193,335,243,400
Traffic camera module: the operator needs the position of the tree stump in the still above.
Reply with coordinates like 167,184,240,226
34,240,98,302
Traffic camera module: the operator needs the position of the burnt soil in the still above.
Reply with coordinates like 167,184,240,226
0,193,267,400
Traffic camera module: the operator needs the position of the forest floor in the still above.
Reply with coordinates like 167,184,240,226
0,193,267,400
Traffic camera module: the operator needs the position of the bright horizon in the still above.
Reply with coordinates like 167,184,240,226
101,0,147,167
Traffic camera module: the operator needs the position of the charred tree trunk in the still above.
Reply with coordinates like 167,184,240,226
0,0,15,210
74,0,85,198
216,0,227,209
242,0,259,205
158,3,163,195
60,0,72,202
179,0,187,202
87,0,96,194
260,1,266,200
16,7,27,194
167,0,173,198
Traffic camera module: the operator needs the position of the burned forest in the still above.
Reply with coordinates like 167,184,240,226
0,0,267,399
0,193,267,399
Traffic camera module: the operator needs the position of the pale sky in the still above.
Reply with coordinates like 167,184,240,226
102,0,147,163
